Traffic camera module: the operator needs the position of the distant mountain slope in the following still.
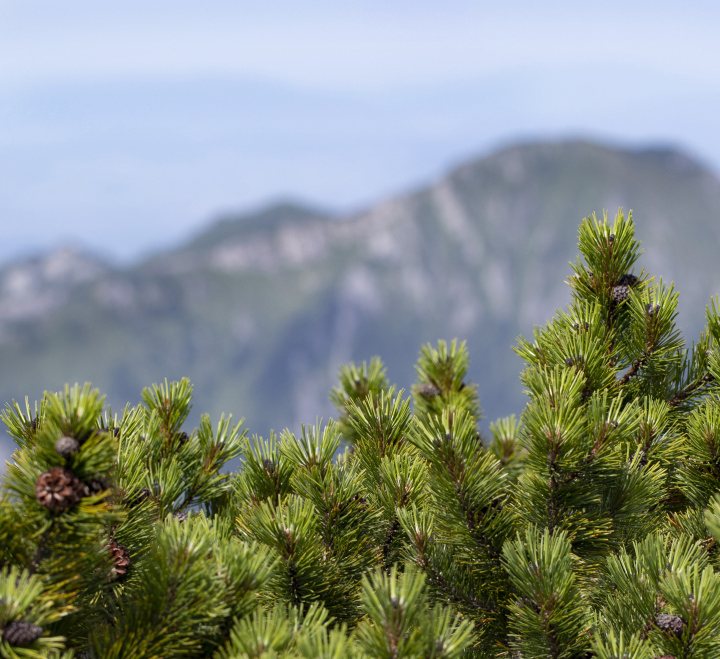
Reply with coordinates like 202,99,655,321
2,140,720,462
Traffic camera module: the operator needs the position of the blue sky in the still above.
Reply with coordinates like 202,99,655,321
1,0,719,262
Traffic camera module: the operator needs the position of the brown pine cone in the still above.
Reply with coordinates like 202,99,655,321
656,613,684,636
417,383,441,398
106,539,130,582
2,620,44,647
35,467,83,512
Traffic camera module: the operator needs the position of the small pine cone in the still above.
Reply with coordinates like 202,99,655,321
656,613,684,636
612,285,631,304
84,476,110,496
417,383,441,398
176,431,189,448
618,273,638,287
2,620,44,647
35,467,83,512
106,539,130,582
263,458,275,476
647,303,661,317
174,511,188,523
55,436,80,458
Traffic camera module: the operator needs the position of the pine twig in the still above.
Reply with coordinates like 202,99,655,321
668,374,714,407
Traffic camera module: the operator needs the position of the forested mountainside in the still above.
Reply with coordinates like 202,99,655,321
2,140,720,461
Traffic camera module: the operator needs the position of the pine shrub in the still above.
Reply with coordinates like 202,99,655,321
2,210,720,658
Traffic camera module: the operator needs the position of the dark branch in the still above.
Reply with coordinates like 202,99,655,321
668,374,714,407
618,357,647,386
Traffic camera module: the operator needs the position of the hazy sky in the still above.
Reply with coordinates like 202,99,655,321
1,0,719,262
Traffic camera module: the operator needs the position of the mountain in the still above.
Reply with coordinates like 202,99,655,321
3,140,720,463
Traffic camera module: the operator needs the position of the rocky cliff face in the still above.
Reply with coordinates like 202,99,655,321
2,140,720,463
0,248,108,335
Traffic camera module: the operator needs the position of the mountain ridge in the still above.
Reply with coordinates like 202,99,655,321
2,139,720,463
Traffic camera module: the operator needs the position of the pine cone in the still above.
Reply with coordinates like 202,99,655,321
2,620,44,647
176,431,189,448
612,285,631,304
106,539,130,582
174,511,188,523
35,467,83,512
656,613,684,636
84,476,110,496
647,303,661,317
55,436,80,458
618,273,638,287
417,383,441,398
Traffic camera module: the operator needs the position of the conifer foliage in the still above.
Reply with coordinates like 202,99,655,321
2,209,720,658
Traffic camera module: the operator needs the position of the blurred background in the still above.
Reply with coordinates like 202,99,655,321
2,0,720,462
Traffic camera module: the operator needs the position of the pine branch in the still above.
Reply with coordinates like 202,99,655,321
419,557,498,615
618,356,646,385
668,373,714,407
